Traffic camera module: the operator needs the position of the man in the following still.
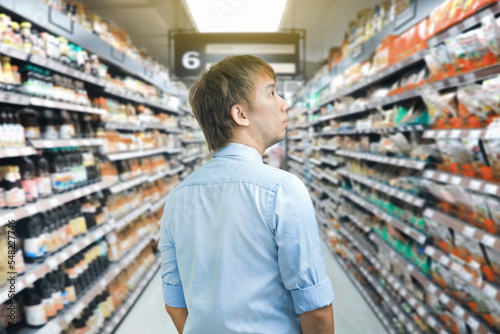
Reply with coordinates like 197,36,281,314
159,55,335,334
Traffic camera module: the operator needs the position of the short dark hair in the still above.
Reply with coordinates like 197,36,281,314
189,55,277,152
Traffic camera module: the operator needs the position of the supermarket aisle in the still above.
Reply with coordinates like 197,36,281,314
115,238,386,334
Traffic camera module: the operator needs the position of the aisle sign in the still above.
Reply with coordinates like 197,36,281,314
171,32,302,78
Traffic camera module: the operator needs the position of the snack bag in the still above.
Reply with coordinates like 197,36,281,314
481,14,500,56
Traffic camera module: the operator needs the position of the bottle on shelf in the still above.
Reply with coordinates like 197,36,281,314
17,214,46,263
35,155,52,198
19,108,40,140
59,110,75,139
1,165,26,208
41,109,58,140
22,288,47,327
20,156,38,202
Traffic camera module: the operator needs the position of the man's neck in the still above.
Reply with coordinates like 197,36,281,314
230,133,266,156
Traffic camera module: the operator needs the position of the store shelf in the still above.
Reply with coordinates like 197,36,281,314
340,188,427,244
148,165,185,183
0,179,117,226
0,220,115,305
320,232,399,334
105,123,144,132
30,138,106,149
321,201,344,220
319,145,337,151
310,192,320,206
287,135,303,140
106,147,180,161
338,169,425,208
319,124,427,136
308,182,323,195
321,172,340,185
321,51,426,107
309,158,321,165
422,170,500,197
0,146,37,159
0,43,29,61
113,202,152,232
355,262,424,334
182,138,205,144
310,170,322,180
103,86,181,114
423,128,500,140
0,91,30,105
427,2,500,47
109,174,149,194
344,213,371,233
425,246,500,303
179,121,198,129
143,124,183,133
370,233,495,334
288,154,305,164
340,228,451,334
289,107,309,120
33,234,155,334
0,0,177,94
288,145,304,151
29,54,105,87
323,188,342,204
424,208,500,252
101,256,161,334
320,157,339,168
30,97,107,115
181,153,203,164
150,193,170,213
336,149,426,170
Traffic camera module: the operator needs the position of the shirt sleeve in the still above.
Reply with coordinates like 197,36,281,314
272,174,335,314
159,195,187,308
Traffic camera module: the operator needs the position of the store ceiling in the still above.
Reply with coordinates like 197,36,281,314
83,0,375,81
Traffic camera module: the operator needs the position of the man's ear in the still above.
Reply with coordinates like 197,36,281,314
230,104,250,127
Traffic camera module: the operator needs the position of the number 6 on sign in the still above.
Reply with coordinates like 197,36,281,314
182,51,201,70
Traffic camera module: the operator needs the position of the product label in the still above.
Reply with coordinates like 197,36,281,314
42,298,56,318
5,187,26,207
21,178,38,201
72,165,88,185
51,172,65,192
42,126,58,140
82,152,95,167
59,124,74,139
36,176,52,197
24,236,46,258
25,304,47,326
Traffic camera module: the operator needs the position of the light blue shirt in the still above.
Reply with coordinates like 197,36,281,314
159,143,335,334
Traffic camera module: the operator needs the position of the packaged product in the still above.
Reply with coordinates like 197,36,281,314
456,84,496,124
455,29,490,65
485,196,500,235
484,246,500,285
481,14,500,56
421,88,457,126
424,45,452,77
463,282,500,331
425,216,453,252
483,139,500,178
452,230,486,272
462,138,487,171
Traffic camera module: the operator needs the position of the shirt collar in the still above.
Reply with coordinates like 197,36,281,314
213,143,263,163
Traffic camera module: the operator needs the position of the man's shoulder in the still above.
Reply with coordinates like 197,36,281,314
172,159,304,194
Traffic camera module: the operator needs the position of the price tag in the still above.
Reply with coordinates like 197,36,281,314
428,284,437,294
483,284,498,298
451,176,462,185
71,245,80,254
438,174,449,182
417,306,425,316
468,130,481,138
482,234,496,247
485,184,499,195
450,130,461,138
46,258,58,270
485,129,498,139
50,198,59,207
463,226,476,237
437,131,447,138
467,317,479,330
439,293,450,304
440,256,450,266
464,72,476,82
449,77,459,86
27,205,38,215
449,25,460,36
415,162,425,169
25,273,37,284
469,180,482,191
428,317,437,327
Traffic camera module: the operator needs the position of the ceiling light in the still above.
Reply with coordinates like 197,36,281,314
184,0,288,33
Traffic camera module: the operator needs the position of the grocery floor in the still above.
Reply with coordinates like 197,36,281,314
115,238,386,334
